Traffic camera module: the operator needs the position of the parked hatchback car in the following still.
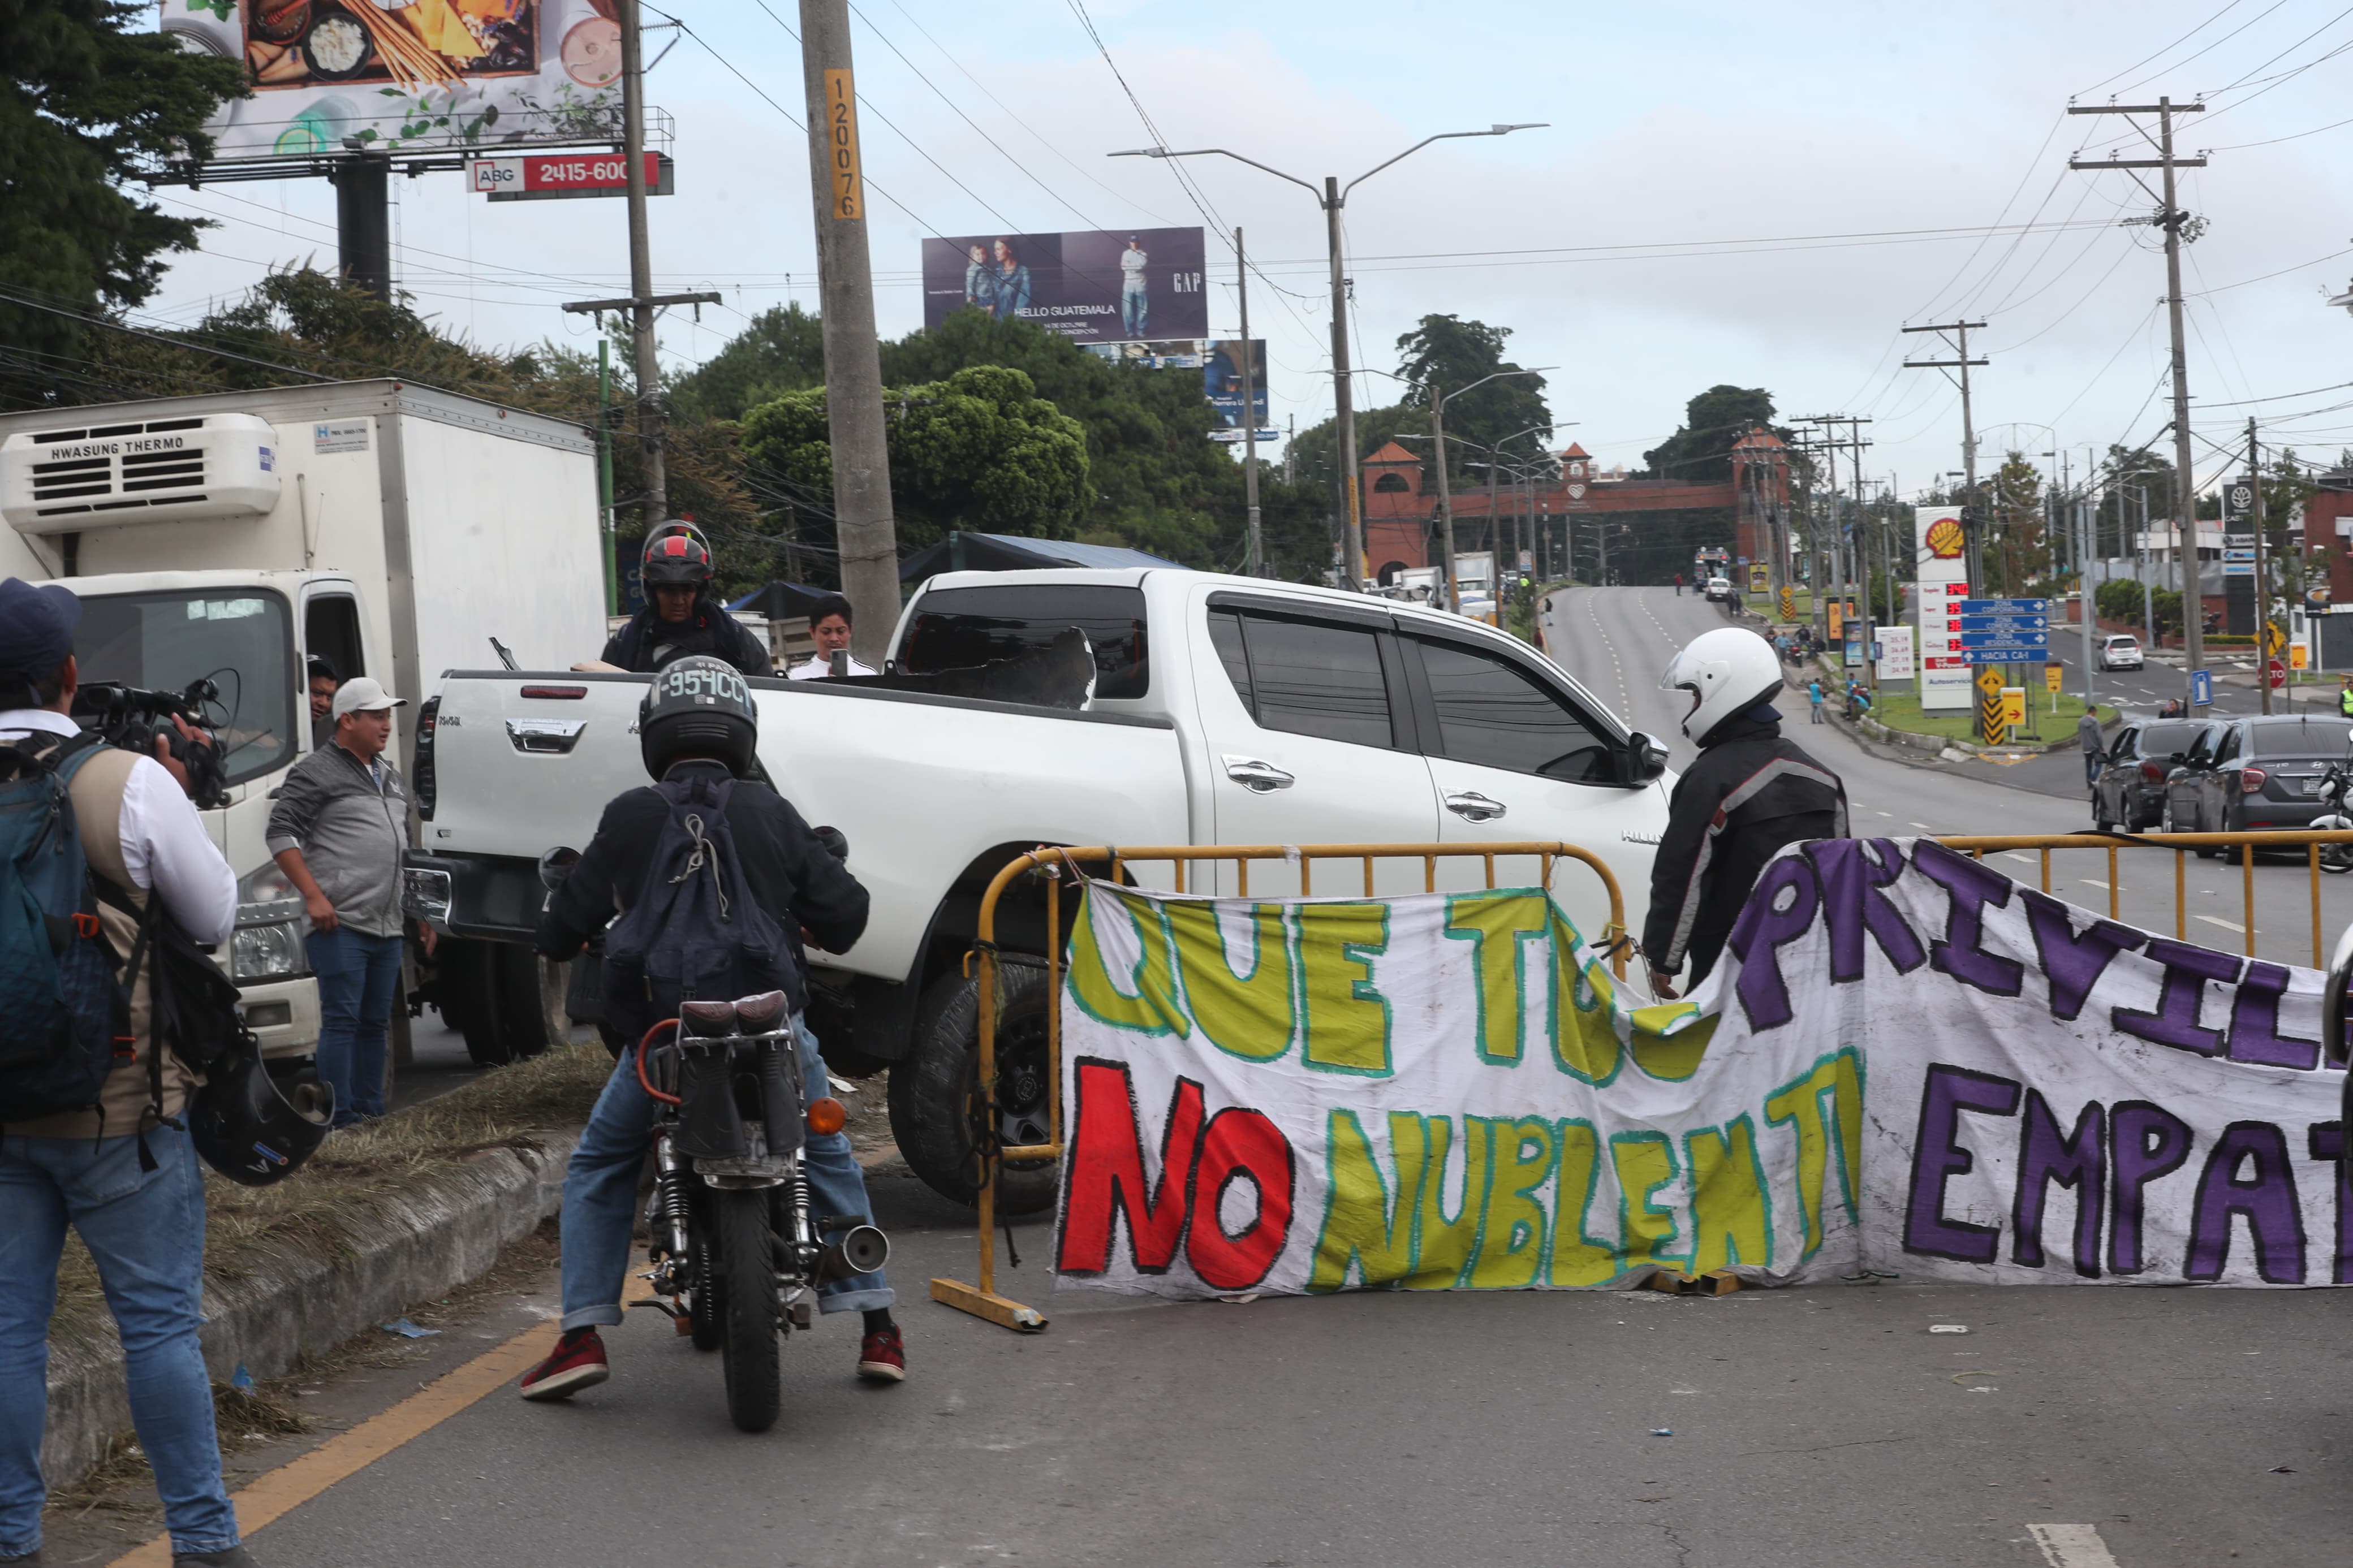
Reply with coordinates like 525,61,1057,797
2092,717,2208,831
2097,633,2144,671
2161,714,2353,848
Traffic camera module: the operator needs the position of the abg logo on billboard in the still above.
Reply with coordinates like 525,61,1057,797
921,228,1208,344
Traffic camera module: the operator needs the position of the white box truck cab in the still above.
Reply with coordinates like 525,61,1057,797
0,380,604,1065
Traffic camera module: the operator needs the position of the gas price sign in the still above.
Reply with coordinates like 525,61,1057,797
470,153,675,202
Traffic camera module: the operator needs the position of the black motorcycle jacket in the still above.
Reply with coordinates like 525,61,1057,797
535,761,868,1001
1641,709,1847,983
601,595,773,677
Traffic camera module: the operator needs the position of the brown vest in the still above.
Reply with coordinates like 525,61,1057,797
3,746,200,1141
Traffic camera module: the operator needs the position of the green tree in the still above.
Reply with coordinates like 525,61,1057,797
739,363,1090,554
1642,385,1785,483
1,1,245,407
669,302,826,424
1986,449,2048,594
1393,313,1550,475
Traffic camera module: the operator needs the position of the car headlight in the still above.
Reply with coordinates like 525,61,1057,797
234,861,310,980
232,919,307,981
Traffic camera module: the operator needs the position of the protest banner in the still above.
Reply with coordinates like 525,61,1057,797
1053,839,2346,1298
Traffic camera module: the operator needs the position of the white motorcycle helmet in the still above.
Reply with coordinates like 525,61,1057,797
1658,628,1783,744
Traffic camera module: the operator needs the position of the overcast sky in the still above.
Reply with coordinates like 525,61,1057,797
145,0,2353,502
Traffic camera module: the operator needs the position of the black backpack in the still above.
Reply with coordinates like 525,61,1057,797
601,771,796,1052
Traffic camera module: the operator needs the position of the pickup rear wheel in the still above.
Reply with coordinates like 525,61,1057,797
888,962,1058,1217
436,941,566,1066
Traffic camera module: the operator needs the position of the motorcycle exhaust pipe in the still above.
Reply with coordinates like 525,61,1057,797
819,1224,891,1282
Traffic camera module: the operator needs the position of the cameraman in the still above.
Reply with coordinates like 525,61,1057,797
0,580,254,1567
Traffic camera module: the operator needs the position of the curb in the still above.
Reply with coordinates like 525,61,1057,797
41,1129,579,1489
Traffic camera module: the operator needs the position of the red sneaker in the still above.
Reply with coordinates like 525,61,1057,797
857,1325,906,1383
519,1327,610,1401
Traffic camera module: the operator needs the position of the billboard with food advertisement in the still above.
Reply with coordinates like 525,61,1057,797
159,0,631,162
921,228,1206,344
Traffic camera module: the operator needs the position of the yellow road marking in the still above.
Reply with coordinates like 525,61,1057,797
108,1278,654,1565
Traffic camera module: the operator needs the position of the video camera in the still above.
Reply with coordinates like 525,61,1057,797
72,679,232,810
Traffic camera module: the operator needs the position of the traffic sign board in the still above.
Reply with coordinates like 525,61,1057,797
2044,663,2063,693
1962,642,2052,658
1956,598,2049,615
1975,667,2005,697
2191,668,2214,706
1950,615,2048,632
2269,658,2286,690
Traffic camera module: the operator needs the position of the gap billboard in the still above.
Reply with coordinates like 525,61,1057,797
923,228,1206,344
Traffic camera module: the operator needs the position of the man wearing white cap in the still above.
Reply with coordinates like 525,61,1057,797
266,677,412,1127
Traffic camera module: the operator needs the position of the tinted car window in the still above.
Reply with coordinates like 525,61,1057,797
2216,727,2242,764
2110,727,2140,761
1236,615,1395,748
1412,638,1615,782
899,584,1150,698
2139,720,2203,758
2249,719,2353,759
1206,609,1252,712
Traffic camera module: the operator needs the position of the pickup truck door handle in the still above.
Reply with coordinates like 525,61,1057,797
506,718,587,755
1445,790,1508,822
1222,755,1295,793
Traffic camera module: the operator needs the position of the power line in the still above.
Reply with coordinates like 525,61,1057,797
2078,0,2253,96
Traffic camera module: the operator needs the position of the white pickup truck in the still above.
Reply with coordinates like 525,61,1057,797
408,568,1675,1208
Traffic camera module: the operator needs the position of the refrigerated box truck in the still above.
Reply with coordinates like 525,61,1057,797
0,379,605,1067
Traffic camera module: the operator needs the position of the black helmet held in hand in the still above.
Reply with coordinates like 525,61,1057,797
639,654,759,780
188,1040,333,1187
641,520,716,589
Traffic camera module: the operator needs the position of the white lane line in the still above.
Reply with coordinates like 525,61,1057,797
1874,810,1893,817
2082,878,2111,889
2196,914,2250,935
1999,852,2037,866
2026,1522,2121,1568
1910,821,1936,831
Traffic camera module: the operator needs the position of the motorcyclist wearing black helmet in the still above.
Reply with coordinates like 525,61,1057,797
518,656,907,1401
600,521,773,677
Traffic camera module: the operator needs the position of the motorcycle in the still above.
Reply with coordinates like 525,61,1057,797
536,850,889,1433
632,993,891,1432
2311,755,2353,875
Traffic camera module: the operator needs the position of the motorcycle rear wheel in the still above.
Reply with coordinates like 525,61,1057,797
687,1233,722,1351
716,1189,781,1433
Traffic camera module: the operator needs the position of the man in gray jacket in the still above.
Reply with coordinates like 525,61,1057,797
266,678,410,1128
2077,708,2106,792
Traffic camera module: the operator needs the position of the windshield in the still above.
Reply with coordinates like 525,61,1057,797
2250,719,2353,759
72,590,295,787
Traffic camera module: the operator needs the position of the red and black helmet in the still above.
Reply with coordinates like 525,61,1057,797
641,520,715,589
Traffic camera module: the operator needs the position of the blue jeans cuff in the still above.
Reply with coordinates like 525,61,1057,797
818,1285,895,1315
560,1304,626,1331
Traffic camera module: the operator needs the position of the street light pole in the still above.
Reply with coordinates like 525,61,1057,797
1111,124,1546,591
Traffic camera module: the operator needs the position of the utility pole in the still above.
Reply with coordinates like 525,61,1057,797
1901,320,1987,588
2250,416,2270,714
618,0,665,524
1235,228,1262,577
1325,179,1362,588
799,0,900,668
1429,399,1458,611
2071,97,2209,707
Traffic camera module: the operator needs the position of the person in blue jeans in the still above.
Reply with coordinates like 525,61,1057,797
0,578,253,1566
1807,678,1825,722
266,678,414,1128
519,657,904,1398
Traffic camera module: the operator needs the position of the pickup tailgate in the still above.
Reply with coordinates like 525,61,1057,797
418,672,1191,982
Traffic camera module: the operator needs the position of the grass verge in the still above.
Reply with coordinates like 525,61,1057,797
50,1040,610,1358
1861,689,2115,745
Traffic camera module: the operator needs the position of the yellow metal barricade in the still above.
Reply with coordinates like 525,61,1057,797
928,841,1627,1333
1934,829,2353,967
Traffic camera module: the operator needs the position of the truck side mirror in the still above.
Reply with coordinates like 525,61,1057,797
1625,732,1670,785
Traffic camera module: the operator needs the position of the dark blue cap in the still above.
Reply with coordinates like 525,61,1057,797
0,578,81,680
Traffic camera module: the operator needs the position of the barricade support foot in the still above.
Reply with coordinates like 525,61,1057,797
1646,1268,1742,1297
931,1276,1049,1332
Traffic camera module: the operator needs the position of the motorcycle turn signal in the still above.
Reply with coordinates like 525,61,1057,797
807,1096,848,1135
